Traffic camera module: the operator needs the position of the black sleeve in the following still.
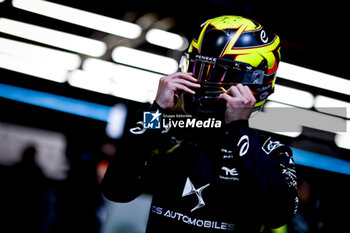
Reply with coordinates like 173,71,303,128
101,102,167,203
222,120,298,228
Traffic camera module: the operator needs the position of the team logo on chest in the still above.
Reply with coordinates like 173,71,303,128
182,177,210,212
219,167,239,181
262,137,284,154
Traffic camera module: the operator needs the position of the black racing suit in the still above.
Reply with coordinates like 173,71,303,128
102,102,298,233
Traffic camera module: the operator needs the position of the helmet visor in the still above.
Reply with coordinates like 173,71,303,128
180,53,265,85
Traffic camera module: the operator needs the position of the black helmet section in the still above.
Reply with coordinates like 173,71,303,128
182,87,226,119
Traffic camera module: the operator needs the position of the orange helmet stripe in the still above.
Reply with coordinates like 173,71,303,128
189,21,211,53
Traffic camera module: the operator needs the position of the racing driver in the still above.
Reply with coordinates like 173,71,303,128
102,15,298,233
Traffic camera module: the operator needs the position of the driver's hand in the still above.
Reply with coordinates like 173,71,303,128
155,72,200,110
217,84,256,124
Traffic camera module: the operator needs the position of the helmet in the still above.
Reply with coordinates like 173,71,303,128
180,15,281,118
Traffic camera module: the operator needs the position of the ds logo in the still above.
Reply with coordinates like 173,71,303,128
143,110,162,129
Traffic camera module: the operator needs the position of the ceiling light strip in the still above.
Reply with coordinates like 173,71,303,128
12,0,142,39
0,53,67,83
277,61,350,95
270,84,314,108
0,37,81,70
69,58,161,103
314,95,350,119
112,46,178,74
146,28,188,50
0,18,107,57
